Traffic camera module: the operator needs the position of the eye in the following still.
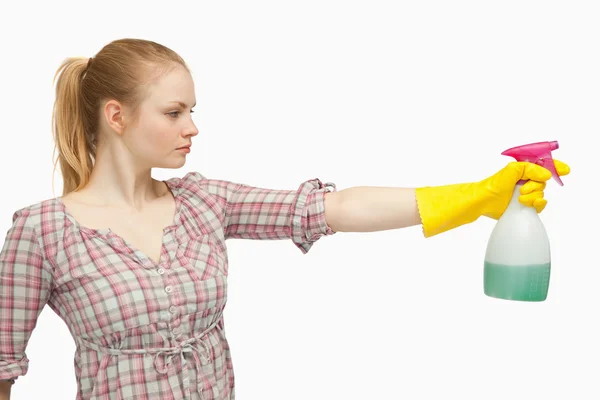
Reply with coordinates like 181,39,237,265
168,110,195,118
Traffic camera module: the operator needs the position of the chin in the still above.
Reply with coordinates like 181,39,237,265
155,159,187,169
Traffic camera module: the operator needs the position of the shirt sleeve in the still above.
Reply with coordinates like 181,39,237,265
0,208,53,383
193,174,338,254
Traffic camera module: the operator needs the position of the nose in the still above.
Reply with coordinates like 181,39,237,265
184,121,199,138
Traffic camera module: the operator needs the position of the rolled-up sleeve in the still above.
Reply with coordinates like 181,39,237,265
0,209,53,383
193,174,337,253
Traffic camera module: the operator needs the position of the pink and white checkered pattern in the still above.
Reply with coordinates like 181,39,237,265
0,172,336,399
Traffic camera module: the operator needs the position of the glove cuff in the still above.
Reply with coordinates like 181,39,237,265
415,182,485,237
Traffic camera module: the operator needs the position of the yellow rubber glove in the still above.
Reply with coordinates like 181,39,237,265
415,159,570,237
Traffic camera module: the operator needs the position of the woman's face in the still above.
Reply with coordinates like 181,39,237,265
119,64,199,169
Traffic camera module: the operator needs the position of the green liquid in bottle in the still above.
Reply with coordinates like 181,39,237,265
484,261,551,302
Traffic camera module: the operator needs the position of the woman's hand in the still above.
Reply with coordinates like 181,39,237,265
481,159,571,219
415,159,571,237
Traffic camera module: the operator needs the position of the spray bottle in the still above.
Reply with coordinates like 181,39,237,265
483,140,564,302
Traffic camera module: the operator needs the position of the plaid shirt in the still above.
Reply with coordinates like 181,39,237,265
0,172,336,399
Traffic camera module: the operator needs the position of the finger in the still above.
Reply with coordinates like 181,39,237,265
518,190,544,207
553,159,571,176
520,180,546,195
533,197,547,213
519,162,552,182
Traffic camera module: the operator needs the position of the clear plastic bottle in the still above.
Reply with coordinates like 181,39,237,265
483,141,564,302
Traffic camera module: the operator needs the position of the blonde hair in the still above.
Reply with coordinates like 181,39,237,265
51,38,189,196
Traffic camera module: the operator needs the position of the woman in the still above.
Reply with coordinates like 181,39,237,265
0,38,569,400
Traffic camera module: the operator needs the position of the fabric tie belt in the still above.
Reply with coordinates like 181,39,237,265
75,316,223,400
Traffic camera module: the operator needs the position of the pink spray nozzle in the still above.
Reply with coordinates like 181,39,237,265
501,140,564,186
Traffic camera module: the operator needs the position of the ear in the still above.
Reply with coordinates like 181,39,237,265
103,100,127,136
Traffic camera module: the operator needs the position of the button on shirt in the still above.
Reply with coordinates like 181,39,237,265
0,172,336,400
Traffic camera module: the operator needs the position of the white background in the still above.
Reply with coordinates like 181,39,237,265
1,1,598,399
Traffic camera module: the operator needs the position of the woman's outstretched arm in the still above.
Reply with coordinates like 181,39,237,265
324,160,570,236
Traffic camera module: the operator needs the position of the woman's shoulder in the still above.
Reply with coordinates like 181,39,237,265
11,198,51,222
169,171,231,199
8,197,66,238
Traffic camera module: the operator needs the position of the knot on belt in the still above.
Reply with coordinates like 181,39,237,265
152,335,213,374
75,316,223,399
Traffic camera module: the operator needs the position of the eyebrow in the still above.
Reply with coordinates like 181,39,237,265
168,101,196,108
